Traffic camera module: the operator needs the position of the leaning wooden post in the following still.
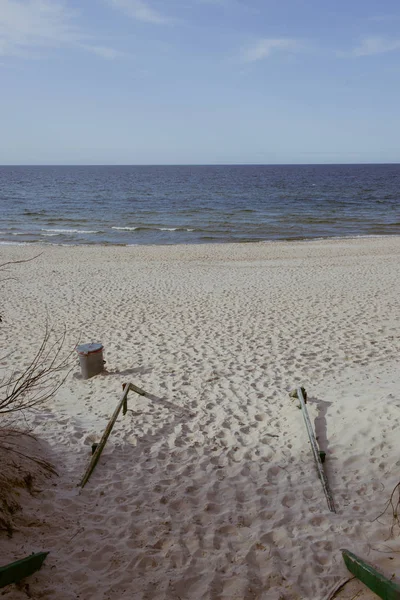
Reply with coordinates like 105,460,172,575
295,387,336,513
79,383,131,488
122,383,128,415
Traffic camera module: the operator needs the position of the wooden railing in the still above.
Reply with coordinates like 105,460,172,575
79,382,147,488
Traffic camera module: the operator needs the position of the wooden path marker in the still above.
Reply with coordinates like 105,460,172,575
0,552,49,589
292,387,336,513
79,383,146,488
342,548,400,599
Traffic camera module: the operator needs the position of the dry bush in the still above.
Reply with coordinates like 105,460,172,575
0,255,74,535
0,429,57,537
0,325,73,415
1,255,74,416
0,328,74,535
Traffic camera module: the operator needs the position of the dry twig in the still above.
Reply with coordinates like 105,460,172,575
373,482,400,539
0,324,74,414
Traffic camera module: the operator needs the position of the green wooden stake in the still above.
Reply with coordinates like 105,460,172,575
79,383,132,487
0,552,49,589
122,383,128,415
129,383,146,396
79,381,153,487
295,387,336,513
342,548,400,600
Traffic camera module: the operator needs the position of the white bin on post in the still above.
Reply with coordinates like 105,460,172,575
76,343,104,379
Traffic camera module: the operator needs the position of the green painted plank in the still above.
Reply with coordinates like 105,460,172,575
0,552,49,588
342,549,400,600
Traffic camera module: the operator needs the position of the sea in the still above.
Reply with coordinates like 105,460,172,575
0,164,399,246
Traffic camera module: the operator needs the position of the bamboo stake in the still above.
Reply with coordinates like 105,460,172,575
79,383,131,488
296,387,336,513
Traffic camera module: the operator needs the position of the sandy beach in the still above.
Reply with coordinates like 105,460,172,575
1,236,400,600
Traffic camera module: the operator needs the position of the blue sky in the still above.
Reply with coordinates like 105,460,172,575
1,0,400,164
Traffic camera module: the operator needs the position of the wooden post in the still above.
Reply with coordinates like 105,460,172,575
342,549,400,599
296,387,336,513
129,383,146,396
122,383,128,415
79,383,131,488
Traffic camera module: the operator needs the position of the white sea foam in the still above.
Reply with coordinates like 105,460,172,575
0,241,28,245
165,227,195,232
112,226,194,232
41,228,99,234
112,226,138,231
159,227,195,232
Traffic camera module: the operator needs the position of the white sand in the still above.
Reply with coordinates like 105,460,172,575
1,237,400,600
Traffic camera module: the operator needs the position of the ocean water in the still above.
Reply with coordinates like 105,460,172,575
0,164,399,245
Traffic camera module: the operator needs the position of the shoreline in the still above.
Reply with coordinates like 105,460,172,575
1,232,400,249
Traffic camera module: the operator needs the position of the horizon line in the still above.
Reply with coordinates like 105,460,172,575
1,162,400,167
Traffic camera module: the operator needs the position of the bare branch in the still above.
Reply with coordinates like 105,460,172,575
0,325,75,415
373,482,400,538
0,254,69,536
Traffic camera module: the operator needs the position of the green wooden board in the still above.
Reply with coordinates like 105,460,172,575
342,549,400,600
0,552,49,588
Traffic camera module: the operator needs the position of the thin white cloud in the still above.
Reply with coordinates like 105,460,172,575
197,0,258,14
197,0,245,7
79,44,124,59
0,0,121,59
367,15,400,22
108,0,172,24
345,36,400,57
242,38,301,63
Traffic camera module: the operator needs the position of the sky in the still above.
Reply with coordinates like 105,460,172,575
1,0,400,164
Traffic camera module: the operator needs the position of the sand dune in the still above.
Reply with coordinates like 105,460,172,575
1,237,399,599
